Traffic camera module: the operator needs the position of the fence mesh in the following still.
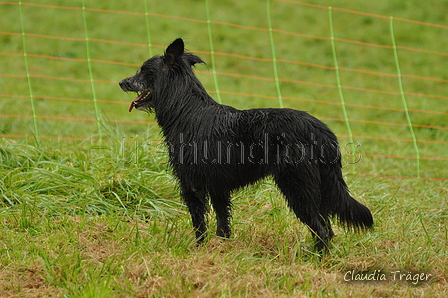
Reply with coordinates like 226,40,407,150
1,0,447,180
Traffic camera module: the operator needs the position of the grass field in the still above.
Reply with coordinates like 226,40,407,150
1,0,447,297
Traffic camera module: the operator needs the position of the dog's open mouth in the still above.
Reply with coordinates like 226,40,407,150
129,90,151,112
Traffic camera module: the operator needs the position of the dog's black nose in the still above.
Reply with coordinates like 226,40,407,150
119,79,130,91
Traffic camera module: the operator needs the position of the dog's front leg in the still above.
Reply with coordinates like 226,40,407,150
181,186,207,244
210,190,232,239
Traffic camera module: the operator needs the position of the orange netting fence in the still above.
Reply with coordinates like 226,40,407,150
1,0,447,180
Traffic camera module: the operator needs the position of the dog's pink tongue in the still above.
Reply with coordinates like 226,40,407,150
128,93,145,112
128,100,136,112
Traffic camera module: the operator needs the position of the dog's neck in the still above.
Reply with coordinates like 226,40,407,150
154,75,218,138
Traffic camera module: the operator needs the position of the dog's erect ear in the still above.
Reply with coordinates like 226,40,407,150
164,38,184,67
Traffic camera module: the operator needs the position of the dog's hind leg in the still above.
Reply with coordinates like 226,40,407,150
181,186,208,244
323,216,334,240
209,190,232,239
318,206,335,241
274,170,331,253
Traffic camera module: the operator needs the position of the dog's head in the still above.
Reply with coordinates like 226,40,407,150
119,38,204,112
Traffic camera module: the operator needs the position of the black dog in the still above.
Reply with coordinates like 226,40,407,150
119,38,373,252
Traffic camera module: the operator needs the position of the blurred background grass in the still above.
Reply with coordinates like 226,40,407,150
1,0,447,179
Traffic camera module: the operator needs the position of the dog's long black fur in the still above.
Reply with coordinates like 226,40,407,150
119,38,373,253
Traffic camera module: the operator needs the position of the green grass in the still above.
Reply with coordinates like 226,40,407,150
1,130,447,297
1,0,447,296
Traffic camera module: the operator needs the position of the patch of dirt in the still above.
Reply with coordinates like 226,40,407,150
0,262,63,298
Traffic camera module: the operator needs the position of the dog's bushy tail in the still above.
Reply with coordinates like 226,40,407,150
326,171,373,231
337,188,373,231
